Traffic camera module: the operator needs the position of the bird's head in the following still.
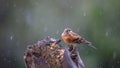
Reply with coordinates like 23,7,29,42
64,28,72,34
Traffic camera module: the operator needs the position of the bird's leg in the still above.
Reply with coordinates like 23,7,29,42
72,45,77,52
69,45,74,51
69,45,78,60
69,45,77,53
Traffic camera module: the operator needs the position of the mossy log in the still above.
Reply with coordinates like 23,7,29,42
24,36,85,68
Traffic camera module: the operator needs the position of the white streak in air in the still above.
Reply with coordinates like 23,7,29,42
83,12,86,16
105,31,109,37
10,36,13,40
105,29,110,37
113,52,116,60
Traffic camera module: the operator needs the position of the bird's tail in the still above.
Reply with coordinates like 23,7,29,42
83,40,97,49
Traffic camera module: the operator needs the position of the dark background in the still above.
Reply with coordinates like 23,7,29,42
0,0,120,68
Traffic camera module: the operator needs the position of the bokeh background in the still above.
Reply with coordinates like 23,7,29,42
0,0,120,68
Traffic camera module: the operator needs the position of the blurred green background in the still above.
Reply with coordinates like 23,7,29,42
0,0,120,68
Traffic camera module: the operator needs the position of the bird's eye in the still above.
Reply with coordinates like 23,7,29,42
64,28,71,33
67,30,71,32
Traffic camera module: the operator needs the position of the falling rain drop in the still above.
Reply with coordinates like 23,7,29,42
10,36,13,40
83,12,86,16
105,31,109,37
113,52,116,60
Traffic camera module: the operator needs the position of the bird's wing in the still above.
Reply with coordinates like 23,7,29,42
69,31,81,38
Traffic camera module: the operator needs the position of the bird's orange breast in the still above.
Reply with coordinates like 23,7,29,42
61,35,76,45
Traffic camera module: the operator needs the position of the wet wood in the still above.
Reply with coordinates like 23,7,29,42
24,36,85,68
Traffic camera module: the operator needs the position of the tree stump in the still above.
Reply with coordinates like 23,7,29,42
24,36,85,68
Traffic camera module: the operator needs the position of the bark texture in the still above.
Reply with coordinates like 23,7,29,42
24,36,85,68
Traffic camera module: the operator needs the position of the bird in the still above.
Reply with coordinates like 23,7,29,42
61,28,96,50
